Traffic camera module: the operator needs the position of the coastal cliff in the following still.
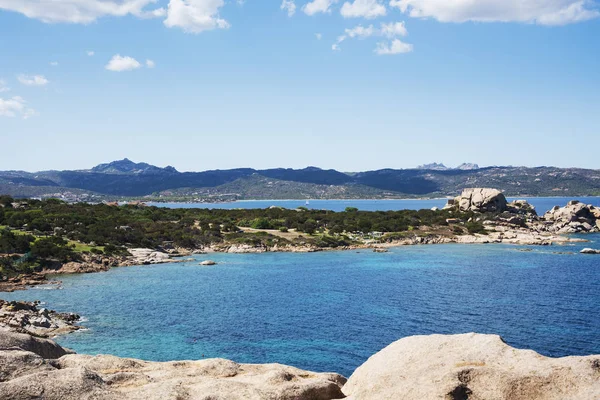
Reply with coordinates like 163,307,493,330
1,328,598,399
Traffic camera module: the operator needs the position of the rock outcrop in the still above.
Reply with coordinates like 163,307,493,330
580,248,600,254
0,274,47,292
451,188,508,213
127,248,172,264
0,330,74,359
0,300,81,338
0,331,346,400
342,333,600,400
444,190,599,237
48,253,127,275
543,201,600,233
2,331,600,399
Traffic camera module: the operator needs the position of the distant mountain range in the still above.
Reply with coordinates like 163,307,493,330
1,159,599,200
416,163,480,171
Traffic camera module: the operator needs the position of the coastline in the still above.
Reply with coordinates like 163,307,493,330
2,190,599,292
0,230,590,293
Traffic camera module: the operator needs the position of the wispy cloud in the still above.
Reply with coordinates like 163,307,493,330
334,21,412,54
17,74,49,86
281,0,296,16
0,96,36,119
374,38,413,55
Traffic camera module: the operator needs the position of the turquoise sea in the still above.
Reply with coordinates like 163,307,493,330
3,235,600,377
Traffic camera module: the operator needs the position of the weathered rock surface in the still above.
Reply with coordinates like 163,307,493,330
225,244,268,254
543,201,600,234
0,300,81,338
454,188,508,213
343,333,600,400
0,331,346,400
444,190,598,239
3,331,600,400
127,248,173,264
49,254,127,275
0,274,48,292
0,330,73,359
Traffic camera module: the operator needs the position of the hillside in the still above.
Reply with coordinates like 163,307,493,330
0,159,599,201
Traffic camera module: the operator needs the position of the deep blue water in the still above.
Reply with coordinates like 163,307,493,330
3,236,600,377
150,197,600,214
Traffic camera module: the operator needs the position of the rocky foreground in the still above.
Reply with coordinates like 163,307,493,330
0,300,81,338
0,330,599,400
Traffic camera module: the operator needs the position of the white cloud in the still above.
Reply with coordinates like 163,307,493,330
281,0,296,16
0,0,235,33
164,0,230,33
50,61,59,66
17,74,49,86
146,59,156,68
315,32,323,39
0,96,36,119
334,21,409,52
105,55,142,72
375,38,413,54
332,43,341,51
345,24,376,38
341,0,386,18
303,0,337,15
380,21,407,37
87,50,95,56
0,80,9,92
0,0,165,24
389,0,600,26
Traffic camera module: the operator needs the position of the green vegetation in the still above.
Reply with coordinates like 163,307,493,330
466,221,488,235
0,195,483,278
0,230,81,278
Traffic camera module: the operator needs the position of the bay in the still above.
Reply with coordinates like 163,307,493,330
4,235,600,377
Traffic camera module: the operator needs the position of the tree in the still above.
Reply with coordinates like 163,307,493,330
0,195,14,208
30,237,77,263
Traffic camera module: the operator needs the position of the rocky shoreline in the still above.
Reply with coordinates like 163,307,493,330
0,300,81,338
0,328,598,399
2,189,599,293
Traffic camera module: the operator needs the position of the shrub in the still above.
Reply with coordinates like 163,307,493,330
466,222,487,235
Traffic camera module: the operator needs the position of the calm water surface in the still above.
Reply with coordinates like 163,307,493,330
150,197,600,214
4,236,600,376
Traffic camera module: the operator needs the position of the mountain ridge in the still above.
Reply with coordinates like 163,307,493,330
1,160,599,200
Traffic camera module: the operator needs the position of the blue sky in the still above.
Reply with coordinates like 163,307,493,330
1,0,599,172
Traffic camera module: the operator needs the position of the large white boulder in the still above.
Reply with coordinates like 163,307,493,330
454,188,508,213
343,333,600,400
